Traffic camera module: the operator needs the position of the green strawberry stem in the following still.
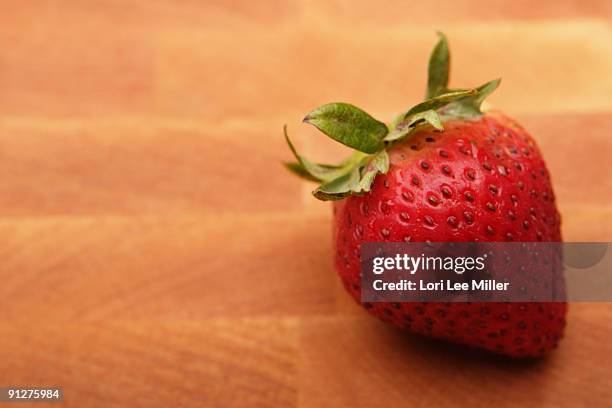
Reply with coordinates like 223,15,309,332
284,33,501,201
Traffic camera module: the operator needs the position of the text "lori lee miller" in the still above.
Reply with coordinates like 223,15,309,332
373,279,510,291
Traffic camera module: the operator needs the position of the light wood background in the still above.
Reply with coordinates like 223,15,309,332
0,1,611,407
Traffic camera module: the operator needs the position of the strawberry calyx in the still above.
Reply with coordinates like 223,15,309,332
284,33,501,201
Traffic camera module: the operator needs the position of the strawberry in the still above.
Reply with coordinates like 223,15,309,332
284,34,566,358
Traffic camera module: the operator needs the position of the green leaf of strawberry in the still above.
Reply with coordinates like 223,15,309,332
426,32,450,99
311,149,389,200
440,78,502,118
384,110,443,143
358,150,389,192
284,125,355,183
402,89,477,120
313,167,361,201
303,103,388,154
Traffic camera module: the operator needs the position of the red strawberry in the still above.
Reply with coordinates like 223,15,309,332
284,34,566,357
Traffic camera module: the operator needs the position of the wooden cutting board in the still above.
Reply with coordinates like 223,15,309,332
0,1,611,407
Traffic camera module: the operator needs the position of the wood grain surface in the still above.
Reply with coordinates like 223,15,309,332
0,1,611,407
